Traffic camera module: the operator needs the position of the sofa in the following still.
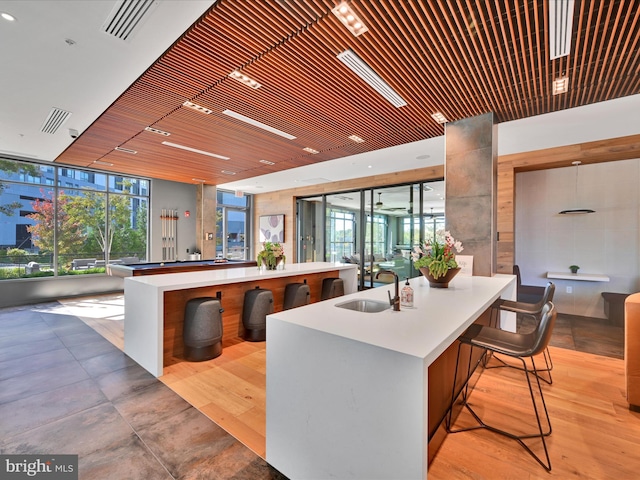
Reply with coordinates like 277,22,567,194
625,293,640,411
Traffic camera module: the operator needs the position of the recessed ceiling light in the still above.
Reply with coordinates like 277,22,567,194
331,2,368,37
303,147,319,154
228,70,261,89
162,141,230,159
114,146,137,154
259,159,275,165
221,170,236,175
222,109,296,139
337,50,406,108
348,134,365,143
552,76,569,95
1,12,16,22
145,126,170,136
183,101,212,115
431,112,448,124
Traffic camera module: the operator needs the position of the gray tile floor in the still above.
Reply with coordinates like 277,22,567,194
0,302,287,480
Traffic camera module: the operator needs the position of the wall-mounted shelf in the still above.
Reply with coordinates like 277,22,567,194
546,272,610,282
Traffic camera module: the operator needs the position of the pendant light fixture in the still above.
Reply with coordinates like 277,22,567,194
559,161,595,214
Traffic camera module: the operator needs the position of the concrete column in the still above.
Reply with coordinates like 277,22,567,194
196,184,217,259
445,112,497,277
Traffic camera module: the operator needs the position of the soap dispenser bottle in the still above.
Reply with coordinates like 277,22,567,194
401,278,414,308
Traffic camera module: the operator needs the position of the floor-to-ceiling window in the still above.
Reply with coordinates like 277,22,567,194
215,189,251,260
0,158,149,279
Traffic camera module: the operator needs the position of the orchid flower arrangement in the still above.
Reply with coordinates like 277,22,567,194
411,230,464,279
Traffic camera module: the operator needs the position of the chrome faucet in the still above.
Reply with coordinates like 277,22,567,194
376,269,400,311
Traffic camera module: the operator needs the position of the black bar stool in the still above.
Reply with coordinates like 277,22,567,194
283,279,310,310
491,282,555,383
183,296,224,361
321,277,344,300
447,301,557,471
242,287,273,341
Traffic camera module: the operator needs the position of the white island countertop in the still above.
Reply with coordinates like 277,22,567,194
268,273,516,365
266,273,516,480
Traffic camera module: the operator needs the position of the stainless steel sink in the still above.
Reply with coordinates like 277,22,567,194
335,298,391,313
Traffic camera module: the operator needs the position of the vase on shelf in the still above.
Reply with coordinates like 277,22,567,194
419,267,461,288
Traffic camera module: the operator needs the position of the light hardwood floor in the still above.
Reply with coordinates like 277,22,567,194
66,295,640,477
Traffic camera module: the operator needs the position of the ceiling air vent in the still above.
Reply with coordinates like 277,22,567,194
102,0,159,42
549,0,575,60
40,107,72,134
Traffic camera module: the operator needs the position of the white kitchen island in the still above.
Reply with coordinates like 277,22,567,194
123,262,357,377
266,273,516,480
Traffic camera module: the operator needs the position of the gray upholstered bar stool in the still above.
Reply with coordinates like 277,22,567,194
283,279,310,310
321,277,344,301
242,287,273,341
183,297,224,361
447,302,557,471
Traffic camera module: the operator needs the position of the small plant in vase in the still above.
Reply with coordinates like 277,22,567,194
411,230,464,287
569,265,580,274
257,242,285,270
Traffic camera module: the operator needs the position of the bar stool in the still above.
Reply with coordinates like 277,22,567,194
183,297,224,361
447,302,557,471
283,279,310,310
321,277,344,301
242,287,273,341
491,282,555,383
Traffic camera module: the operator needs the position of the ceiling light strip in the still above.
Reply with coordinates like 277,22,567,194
303,147,319,154
162,141,229,160
549,0,575,59
222,109,296,140
114,146,137,154
337,50,407,108
348,135,365,143
259,159,275,165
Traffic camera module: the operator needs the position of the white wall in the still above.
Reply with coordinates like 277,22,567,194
150,179,198,262
516,159,640,318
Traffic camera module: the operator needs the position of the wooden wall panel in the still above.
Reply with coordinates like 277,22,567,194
162,270,339,366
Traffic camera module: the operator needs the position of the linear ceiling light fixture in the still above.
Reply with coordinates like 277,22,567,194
229,70,261,89
348,134,365,143
552,76,569,95
549,0,575,59
145,126,170,136
183,101,213,115
1,12,16,21
303,147,319,154
114,146,137,154
162,141,230,160
331,2,368,37
93,160,114,166
559,161,595,214
222,109,296,139
337,50,407,107
259,159,275,165
431,112,448,124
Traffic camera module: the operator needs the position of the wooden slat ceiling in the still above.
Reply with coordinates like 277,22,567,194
55,0,640,185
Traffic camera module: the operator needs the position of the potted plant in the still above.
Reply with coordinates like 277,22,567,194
257,242,285,270
411,230,464,287
569,265,580,274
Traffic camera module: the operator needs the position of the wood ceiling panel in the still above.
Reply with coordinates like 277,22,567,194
56,0,640,185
